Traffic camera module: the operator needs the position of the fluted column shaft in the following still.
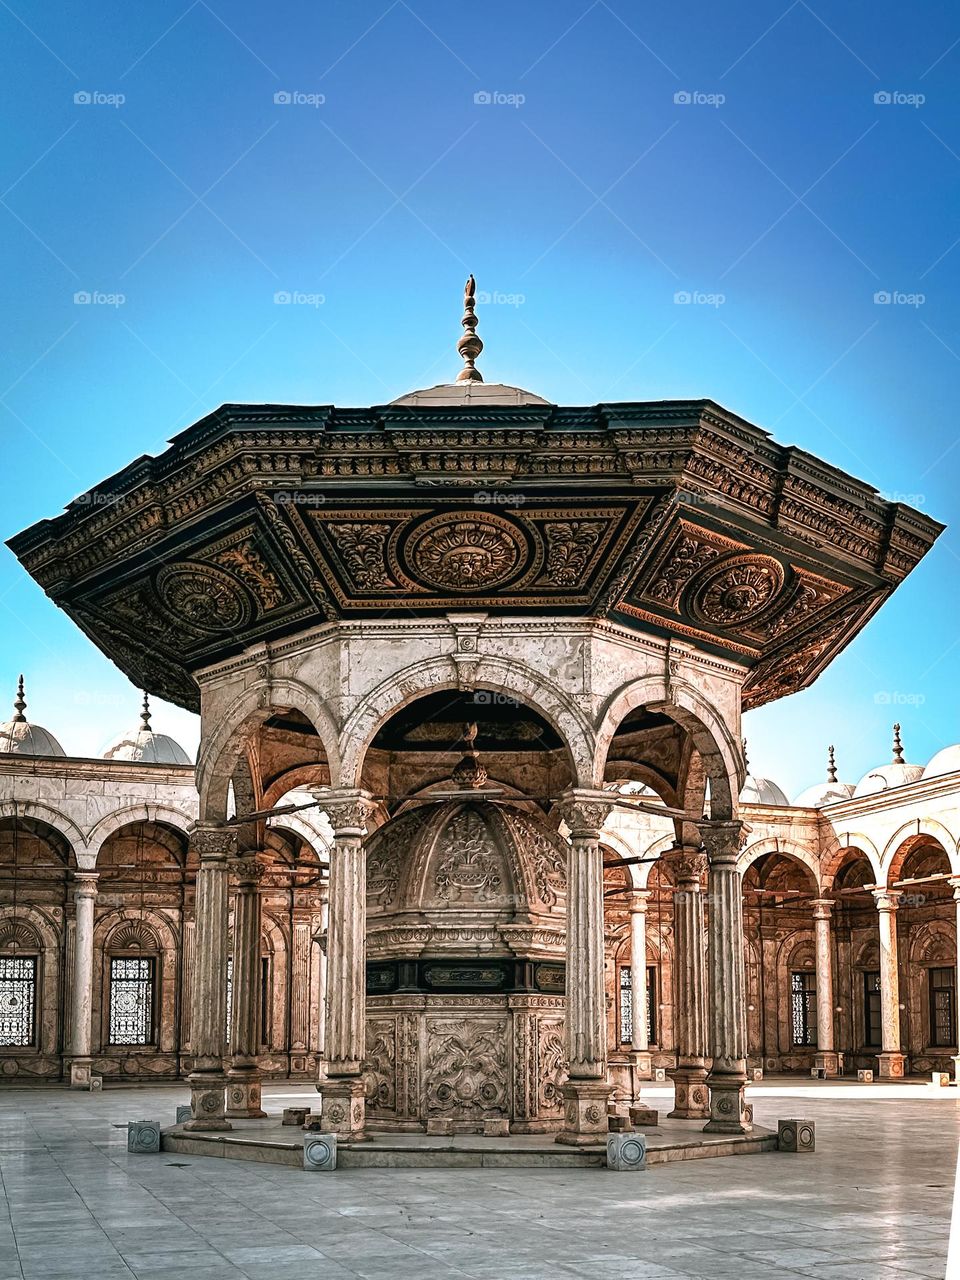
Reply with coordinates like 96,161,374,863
700,820,750,1133
316,892,329,1060
628,891,650,1053
812,898,839,1075
69,872,98,1088
226,856,266,1118
319,793,373,1141
667,850,709,1118
185,823,236,1131
873,889,905,1078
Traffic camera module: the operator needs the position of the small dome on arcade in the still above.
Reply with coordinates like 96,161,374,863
0,675,66,758
102,692,192,766
794,745,855,807
739,738,789,806
922,743,960,780
854,723,923,797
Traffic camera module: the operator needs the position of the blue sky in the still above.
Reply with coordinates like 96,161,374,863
1,0,958,796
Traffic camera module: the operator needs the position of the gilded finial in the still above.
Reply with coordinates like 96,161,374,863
456,275,484,383
12,675,26,723
827,745,837,784
892,722,904,764
140,691,151,732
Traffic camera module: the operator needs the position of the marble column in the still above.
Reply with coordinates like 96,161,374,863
873,889,905,1079
556,791,613,1146
315,890,329,1061
699,820,751,1133
225,856,266,1118
628,890,652,1079
811,898,839,1076
666,849,710,1119
184,822,236,1131
68,871,98,1089
952,879,960,1084
319,793,373,1141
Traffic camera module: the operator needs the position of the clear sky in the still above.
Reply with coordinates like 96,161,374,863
1,0,958,797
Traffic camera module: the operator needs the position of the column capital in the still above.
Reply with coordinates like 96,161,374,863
319,789,376,835
627,889,652,914
696,819,749,865
811,897,835,920
872,888,902,912
190,822,238,861
949,876,960,900
72,871,99,899
232,855,267,884
557,789,613,836
664,845,708,886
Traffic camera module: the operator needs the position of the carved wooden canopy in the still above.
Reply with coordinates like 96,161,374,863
7,399,941,713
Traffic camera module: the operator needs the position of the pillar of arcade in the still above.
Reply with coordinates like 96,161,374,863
872,888,905,1079
699,819,752,1134
627,889,652,1080
318,791,375,1141
666,848,710,1120
68,870,99,1089
225,855,267,1118
811,898,840,1077
556,791,614,1146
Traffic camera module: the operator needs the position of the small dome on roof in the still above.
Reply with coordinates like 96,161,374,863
738,737,788,806
0,676,65,758
795,746,855,807
102,693,192,766
854,723,923,797
922,744,960,780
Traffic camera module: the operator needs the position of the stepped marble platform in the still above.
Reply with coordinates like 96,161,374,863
161,1116,778,1170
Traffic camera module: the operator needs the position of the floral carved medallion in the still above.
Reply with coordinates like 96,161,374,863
405,512,525,592
687,554,786,626
156,563,250,632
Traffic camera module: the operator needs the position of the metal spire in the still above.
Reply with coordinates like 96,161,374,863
12,675,25,723
892,722,905,764
827,744,837,784
741,736,750,773
140,691,152,732
456,275,484,383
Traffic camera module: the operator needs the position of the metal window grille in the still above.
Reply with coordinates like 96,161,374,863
619,965,632,1043
790,970,817,1047
109,956,154,1045
863,970,882,1047
930,967,956,1048
0,955,36,1046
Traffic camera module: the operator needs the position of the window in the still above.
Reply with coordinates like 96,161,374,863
930,967,957,1048
790,970,817,1047
109,957,154,1045
225,955,233,1040
863,970,882,1047
0,955,37,1047
260,955,270,1048
619,965,658,1045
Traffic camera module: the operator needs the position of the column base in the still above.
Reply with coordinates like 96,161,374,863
952,1055,960,1084
667,1065,710,1119
703,1075,751,1134
813,1051,840,1078
183,1071,232,1131
320,1079,368,1141
69,1058,94,1089
225,1069,266,1119
877,1051,905,1079
629,1050,653,1081
555,1079,613,1146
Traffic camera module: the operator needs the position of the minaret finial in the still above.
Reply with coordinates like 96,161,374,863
12,675,26,723
456,275,484,383
741,736,749,773
892,722,904,764
827,745,837,784
451,721,488,788
140,691,151,732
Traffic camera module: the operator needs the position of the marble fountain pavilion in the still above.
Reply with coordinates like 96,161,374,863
7,280,942,1154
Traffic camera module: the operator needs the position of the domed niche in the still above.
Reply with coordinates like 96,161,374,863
362,800,569,1133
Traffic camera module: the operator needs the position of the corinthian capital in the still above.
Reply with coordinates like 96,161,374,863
871,888,902,913
190,823,238,860
321,790,376,835
557,789,613,837
664,846,708,886
696,819,749,865
232,856,267,884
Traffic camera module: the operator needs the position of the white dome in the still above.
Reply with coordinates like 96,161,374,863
923,744,960,780
740,774,789,806
102,695,192,766
0,677,65,758
794,780,855,807
390,381,551,408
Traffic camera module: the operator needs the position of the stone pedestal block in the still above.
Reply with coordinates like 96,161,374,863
877,1052,905,1079
69,1059,93,1090
303,1132,337,1170
667,1067,709,1119
426,1118,454,1136
184,1074,230,1131
482,1118,510,1136
629,1105,659,1126
857,1068,874,1083
703,1076,751,1134
606,1132,647,1171
555,1079,613,1146
653,1067,666,1082
778,1119,815,1152
814,1050,840,1077
750,1068,763,1081
175,1105,192,1125
225,1074,266,1119
89,1077,102,1093
320,1079,367,1141
931,1072,951,1088
283,1107,311,1125
127,1120,161,1153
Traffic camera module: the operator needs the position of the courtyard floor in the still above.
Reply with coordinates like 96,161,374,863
0,1079,954,1280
